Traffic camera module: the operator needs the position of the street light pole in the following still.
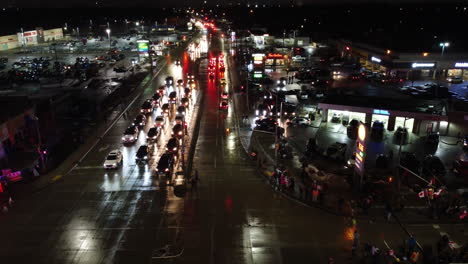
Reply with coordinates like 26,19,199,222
437,42,449,88
396,117,408,192
34,117,45,170
106,28,111,48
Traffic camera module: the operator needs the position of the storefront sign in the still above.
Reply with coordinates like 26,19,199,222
253,71,263,78
373,109,390,115
354,123,367,177
137,39,149,53
371,56,381,63
267,53,284,59
454,62,468,68
412,62,435,68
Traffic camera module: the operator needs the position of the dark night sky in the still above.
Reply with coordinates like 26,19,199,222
6,0,459,8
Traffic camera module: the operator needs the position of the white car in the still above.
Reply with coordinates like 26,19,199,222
447,76,463,83
154,115,166,127
289,117,310,127
103,150,123,169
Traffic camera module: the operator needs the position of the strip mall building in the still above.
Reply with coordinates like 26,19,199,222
336,41,468,80
0,27,64,51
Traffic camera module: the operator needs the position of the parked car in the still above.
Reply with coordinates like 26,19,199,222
394,127,409,145
324,142,347,160
346,119,359,140
453,153,468,178
103,150,123,169
447,76,463,83
288,117,310,127
371,121,385,141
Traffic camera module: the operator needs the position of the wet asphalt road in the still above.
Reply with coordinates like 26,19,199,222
0,32,464,264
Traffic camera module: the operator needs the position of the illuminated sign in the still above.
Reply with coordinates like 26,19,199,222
455,62,468,68
267,53,284,59
137,39,149,53
412,62,435,68
252,53,265,57
371,56,381,63
355,123,367,178
253,56,263,64
358,124,366,142
373,109,390,115
253,71,263,78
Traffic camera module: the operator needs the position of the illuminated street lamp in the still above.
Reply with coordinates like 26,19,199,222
437,42,449,88
106,28,111,48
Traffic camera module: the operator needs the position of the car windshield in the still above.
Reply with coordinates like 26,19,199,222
156,117,164,121
142,102,151,108
107,155,117,160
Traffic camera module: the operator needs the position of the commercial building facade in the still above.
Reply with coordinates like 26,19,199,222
0,27,64,51
318,96,451,136
337,41,468,80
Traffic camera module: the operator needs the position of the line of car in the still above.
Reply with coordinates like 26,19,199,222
104,73,197,176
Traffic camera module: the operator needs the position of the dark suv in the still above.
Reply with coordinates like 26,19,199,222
157,153,175,175
135,145,149,164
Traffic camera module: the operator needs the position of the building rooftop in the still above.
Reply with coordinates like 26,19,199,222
320,95,446,115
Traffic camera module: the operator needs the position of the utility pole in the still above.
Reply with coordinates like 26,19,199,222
396,117,408,192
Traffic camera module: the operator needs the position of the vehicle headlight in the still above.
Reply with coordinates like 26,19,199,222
130,136,134,140
173,147,177,151
144,155,147,159
122,137,125,140
165,168,169,172
255,110,259,115
178,131,182,135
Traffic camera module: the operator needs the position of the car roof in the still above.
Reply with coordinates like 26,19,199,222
138,145,148,151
